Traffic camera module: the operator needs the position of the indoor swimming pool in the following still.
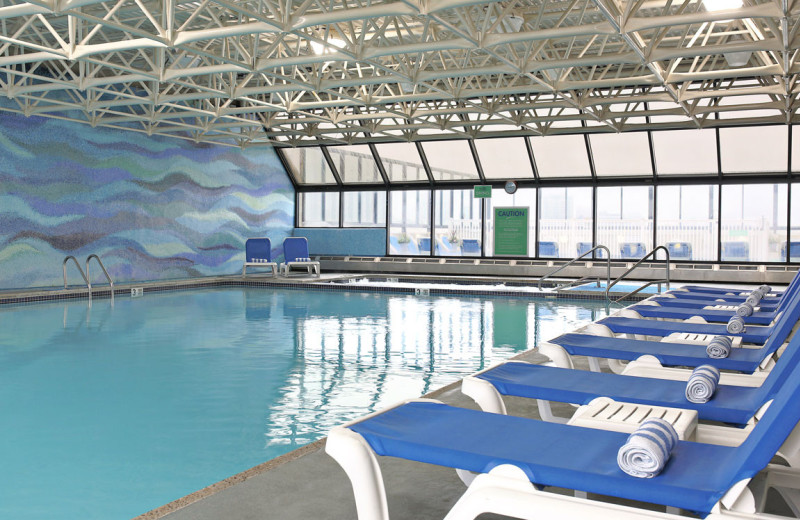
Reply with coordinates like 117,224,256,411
0,286,610,519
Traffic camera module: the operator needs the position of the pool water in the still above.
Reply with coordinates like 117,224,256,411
0,287,610,519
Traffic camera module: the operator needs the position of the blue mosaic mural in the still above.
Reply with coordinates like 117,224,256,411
0,114,294,289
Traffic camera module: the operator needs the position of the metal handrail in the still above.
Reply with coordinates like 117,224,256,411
63,256,90,291
86,254,114,292
538,245,611,291
605,246,671,303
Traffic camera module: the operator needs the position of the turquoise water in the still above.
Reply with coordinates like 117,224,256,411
566,282,662,294
0,287,609,519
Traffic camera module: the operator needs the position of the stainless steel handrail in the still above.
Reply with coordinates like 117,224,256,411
63,256,90,291
537,245,611,291
86,254,114,292
605,246,671,303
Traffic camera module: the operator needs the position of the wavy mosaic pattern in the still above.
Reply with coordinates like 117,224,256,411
0,114,294,289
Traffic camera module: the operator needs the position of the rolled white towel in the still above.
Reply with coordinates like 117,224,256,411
706,336,733,358
759,284,772,295
617,418,679,478
727,315,746,334
745,292,762,307
736,303,754,317
685,364,721,403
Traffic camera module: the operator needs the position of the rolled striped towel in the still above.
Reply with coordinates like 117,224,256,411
706,336,733,358
759,285,772,295
745,292,762,307
736,302,754,317
727,315,746,334
617,418,679,478
685,364,721,403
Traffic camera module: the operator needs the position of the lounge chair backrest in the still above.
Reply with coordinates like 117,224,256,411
284,237,310,262
418,237,432,255
773,272,800,312
245,238,272,262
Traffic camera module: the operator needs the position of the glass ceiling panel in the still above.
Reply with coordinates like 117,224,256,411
719,126,788,174
421,141,480,182
374,142,428,183
652,129,718,176
326,144,384,184
589,132,652,177
529,134,591,178
281,147,337,185
473,138,534,180
716,94,783,120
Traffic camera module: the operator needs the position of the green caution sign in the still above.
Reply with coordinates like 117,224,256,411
494,206,528,256
474,185,492,198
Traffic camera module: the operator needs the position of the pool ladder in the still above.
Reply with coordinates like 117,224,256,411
63,254,114,298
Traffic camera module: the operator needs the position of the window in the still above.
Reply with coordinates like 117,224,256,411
529,135,592,178
298,192,339,227
721,184,787,262
434,189,482,256
597,186,653,259
281,147,337,185
589,132,652,177
719,126,788,174
343,191,387,227
375,143,428,182
652,129,718,176
327,145,383,184
790,184,800,261
389,190,431,255
656,185,718,261
484,188,536,257
538,187,593,257
421,141,480,181
473,138,534,179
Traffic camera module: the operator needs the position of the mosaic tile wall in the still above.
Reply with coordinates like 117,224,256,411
0,113,294,289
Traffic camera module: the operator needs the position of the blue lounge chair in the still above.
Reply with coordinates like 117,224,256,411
242,238,278,277
417,237,436,255
538,241,559,258
462,239,481,256
389,235,421,255
619,242,646,258
282,237,320,277
666,241,692,260
436,236,462,256
782,241,800,261
576,242,604,258
328,354,800,520
722,241,750,262
597,315,772,344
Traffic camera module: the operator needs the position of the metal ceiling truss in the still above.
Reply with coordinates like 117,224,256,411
0,0,797,147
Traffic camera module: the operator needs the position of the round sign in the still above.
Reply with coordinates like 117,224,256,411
504,180,518,194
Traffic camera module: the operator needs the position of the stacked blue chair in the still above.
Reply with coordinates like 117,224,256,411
461,239,481,256
619,242,646,258
666,241,692,260
538,241,559,258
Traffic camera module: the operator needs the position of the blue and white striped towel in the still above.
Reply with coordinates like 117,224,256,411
727,315,746,334
617,418,679,478
685,365,721,403
706,336,733,358
736,302,754,317
745,291,762,307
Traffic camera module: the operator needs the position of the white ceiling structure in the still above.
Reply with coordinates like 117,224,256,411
0,0,797,147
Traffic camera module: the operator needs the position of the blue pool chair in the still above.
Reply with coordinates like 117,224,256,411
619,242,646,258
389,235,420,255
597,315,772,344
462,239,481,256
417,237,436,255
576,242,592,257
436,236,462,256
328,355,800,520
666,241,692,261
538,241,559,258
242,238,278,277
782,241,800,261
722,241,750,262
282,237,320,277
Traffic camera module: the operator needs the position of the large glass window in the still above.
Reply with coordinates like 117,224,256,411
343,191,387,227
589,132,652,177
538,187,593,257
721,184,787,262
652,129,718,176
327,145,383,184
375,143,428,182
281,147,337,184
484,188,536,257
421,141,480,181
656,185,718,261
473,138,535,179
597,186,654,259
434,189,482,256
389,190,431,255
719,126,788,174
529,135,592,178
298,192,339,227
